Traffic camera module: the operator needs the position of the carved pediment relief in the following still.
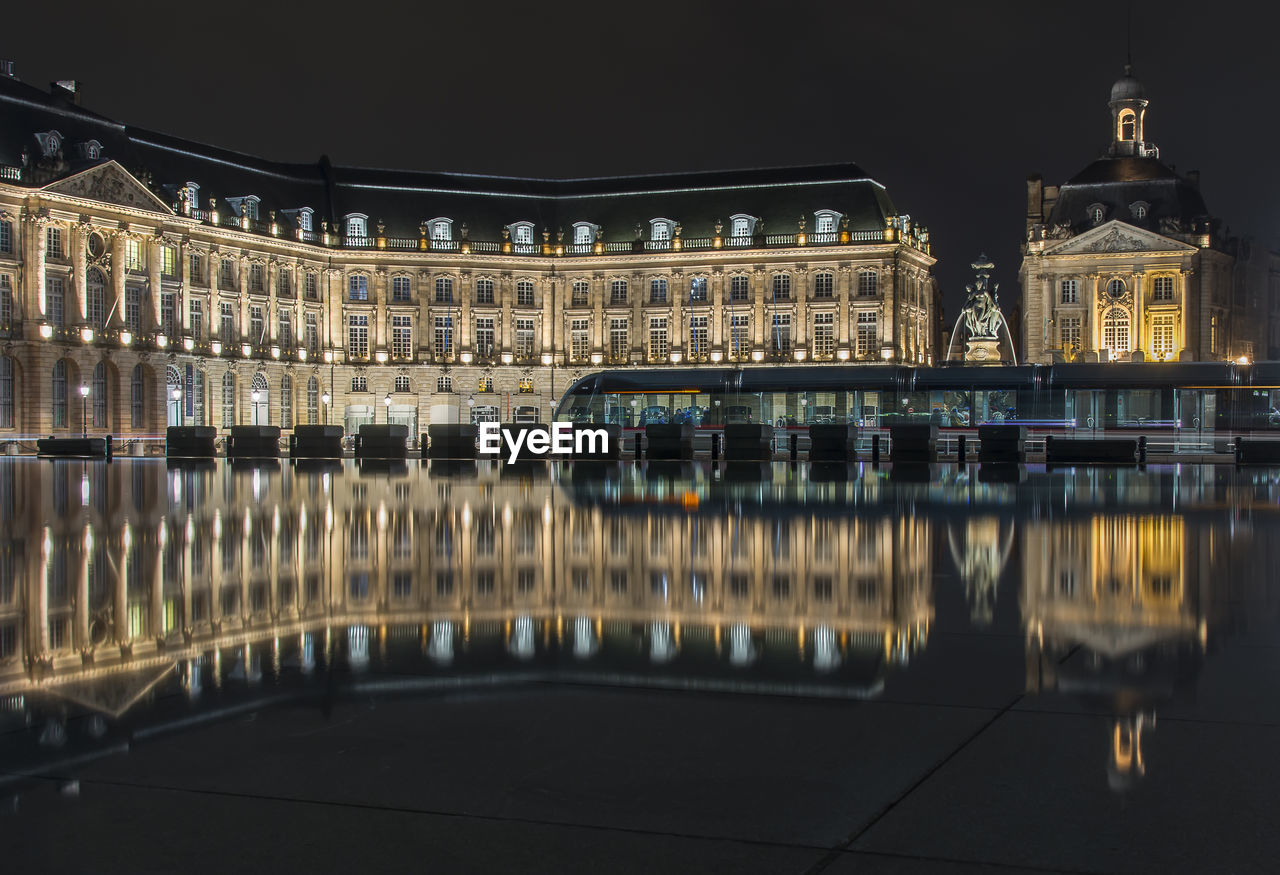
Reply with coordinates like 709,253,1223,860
42,161,174,215
1045,220,1192,256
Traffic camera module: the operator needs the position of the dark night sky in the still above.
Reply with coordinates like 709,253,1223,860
6,0,1278,316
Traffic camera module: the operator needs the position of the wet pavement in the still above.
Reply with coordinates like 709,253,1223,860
2,459,1279,872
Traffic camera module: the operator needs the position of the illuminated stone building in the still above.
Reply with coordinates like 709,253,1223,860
0,70,937,439
1020,67,1277,364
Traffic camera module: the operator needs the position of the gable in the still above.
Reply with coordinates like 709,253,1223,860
1044,220,1194,257
42,161,174,215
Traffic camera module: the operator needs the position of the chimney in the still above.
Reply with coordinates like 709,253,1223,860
51,80,81,105
0,60,14,78
1185,169,1200,190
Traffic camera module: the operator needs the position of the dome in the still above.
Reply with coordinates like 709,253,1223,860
1110,69,1145,102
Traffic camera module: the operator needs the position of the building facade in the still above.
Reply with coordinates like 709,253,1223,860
0,72,937,439
1020,68,1277,365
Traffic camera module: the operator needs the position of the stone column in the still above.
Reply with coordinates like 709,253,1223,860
710,269,724,347
238,256,250,343
459,271,472,349
147,237,162,331
795,267,808,347
670,269,683,354
111,232,127,329
837,266,851,347
72,222,88,323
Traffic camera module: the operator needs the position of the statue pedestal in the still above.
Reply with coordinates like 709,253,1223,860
964,338,1003,364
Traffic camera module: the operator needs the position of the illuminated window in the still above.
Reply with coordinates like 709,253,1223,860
570,319,590,361
474,317,495,357
1152,315,1175,360
518,378,534,394
814,312,835,357
571,280,589,306
609,318,628,362
1102,307,1130,358
689,276,707,302
573,223,594,245
771,274,791,300
392,316,413,359
478,376,494,393
345,214,367,239
649,219,673,242
1119,110,1135,141
515,318,535,359
730,315,750,358
1059,317,1082,350
348,275,368,301
1152,276,1175,301
856,311,878,357
648,317,668,361
124,239,143,272
729,214,754,241
689,316,708,356
434,316,453,359
347,315,369,359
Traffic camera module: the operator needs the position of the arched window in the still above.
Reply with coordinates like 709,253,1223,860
509,222,534,246
573,223,594,245
730,214,755,240
1106,278,1127,299
167,365,181,427
86,268,106,327
344,213,368,239
0,356,14,428
1102,307,1131,359
52,360,68,428
92,361,107,428
281,374,293,429
222,372,236,428
649,219,673,242
1119,111,1136,141
306,376,319,425
429,218,452,240
131,364,145,429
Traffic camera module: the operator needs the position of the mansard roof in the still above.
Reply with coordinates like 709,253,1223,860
1047,158,1212,235
0,74,908,244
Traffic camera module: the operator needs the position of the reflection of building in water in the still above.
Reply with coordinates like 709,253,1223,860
1022,514,1204,792
0,460,933,714
946,517,1015,627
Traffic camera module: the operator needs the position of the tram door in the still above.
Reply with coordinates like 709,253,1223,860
1070,390,1103,432
857,391,880,428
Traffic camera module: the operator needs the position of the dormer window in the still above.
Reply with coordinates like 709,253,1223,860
1130,201,1150,221
429,217,453,240
573,222,596,245
185,182,200,211
36,130,62,159
77,140,102,160
813,210,841,235
729,214,756,242
298,207,313,232
649,218,674,242
509,222,535,247
243,196,260,221
345,213,368,238
1088,203,1107,225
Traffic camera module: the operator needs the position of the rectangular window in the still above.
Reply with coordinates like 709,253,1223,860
351,376,368,393
570,318,590,361
475,278,494,305
392,276,412,302
814,312,835,357
572,280,589,307
46,276,65,327
650,278,668,304
393,315,413,359
610,280,628,305
1059,316,1082,350
856,311,878,357
689,276,708,303
0,221,12,254
730,314,750,358
189,253,204,284
161,293,176,336
515,318,535,359
219,258,235,289
125,240,143,272
278,311,292,348
278,268,292,297
814,272,834,298
1151,315,1176,360
1060,279,1079,304
648,317,669,361
348,275,368,301
434,316,453,359
771,313,792,354
689,315,708,355
249,305,264,343
475,317,495,357
305,272,318,300
87,281,105,328
46,226,62,259
348,315,369,359
189,300,203,341
161,245,177,278
857,271,878,297
434,277,453,304
221,302,236,342
1153,276,1175,302
0,275,12,327
517,281,535,307
730,276,750,302
609,317,628,362
305,313,318,353
125,287,142,332
771,274,791,301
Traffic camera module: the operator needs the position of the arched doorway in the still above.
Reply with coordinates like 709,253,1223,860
166,365,182,426
250,372,269,425
1102,307,1131,361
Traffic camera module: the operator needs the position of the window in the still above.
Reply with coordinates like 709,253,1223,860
1061,279,1079,304
573,223,593,245
1102,307,1130,358
771,274,791,300
0,275,12,327
392,276,411,302
857,271,878,297
0,356,16,427
189,299,203,341
305,313,318,354
124,240,143,272
351,376,368,392
475,278,494,305
730,314,750,358
650,278,668,303
610,280,628,305
280,375,293,429
305,272,318,300
572,280,589,306
516,280,535,307
392,315,413,359
221,371,236,428
814,312,835,357
46,226,62,258
1119,110,1135,141
1106,278,1126,299
690,276,707,303
125,286,141,332
436,375,451,393
511,223,534,245
87,269,105,327
434,316,453,359
46,277,65,327
1131,202,1148,220
856,312,878,357
278,311,292,348
609,318,628,362
161,245,177,278
189,253,204,284
219,258,235,289
1153,276,1175,302
249,263,264,292
814,211,839,235
649,219,672,242
1090,205,1106,225
394,375,410,393
571,319,590,361
89,362,105,429
1059,316,1082,350
430,218,452,240
348,315,369,359
348,275,368,301
434,277,453,304
248,305,264,344
0,220,13,253
648,317,668,361
475,317,495,358
771,314,792,354
689,315,708,356
307,377,318,424
1152,315,1176,360
130,364,146,429
242,197,260,221
52,360,67,428
814,272,834,299
345,214,368,239
298,208,313,232
518,377,534,394
730,215,753,240
730,275,750,303
478,376,494,393
515,318,535,359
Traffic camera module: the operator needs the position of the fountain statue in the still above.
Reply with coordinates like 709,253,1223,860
946,255,1017,365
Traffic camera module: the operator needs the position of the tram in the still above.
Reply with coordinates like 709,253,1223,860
555,363,1280,437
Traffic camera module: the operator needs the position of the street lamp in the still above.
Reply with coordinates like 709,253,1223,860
321,391,331,426
383,392,392,424
251,389,261,426
171,387,183,427
79,383,90,437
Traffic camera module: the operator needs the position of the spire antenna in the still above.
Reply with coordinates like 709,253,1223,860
1125,1,1133,74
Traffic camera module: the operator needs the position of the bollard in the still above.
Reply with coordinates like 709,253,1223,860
105,434,113,462
871,433,881,463
711,432,721,461
1138,435,1147,465
789,433,798,461
634,433,643,461
957,434,966,464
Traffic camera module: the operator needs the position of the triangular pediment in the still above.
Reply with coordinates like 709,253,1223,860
1044,220,1195,256
43,161,173,215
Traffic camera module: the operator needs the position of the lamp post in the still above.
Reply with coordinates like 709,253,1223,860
171,387,183,427
251,389,261,426
321,391,331,426
383,393,392,425
467,396,475,426
79,384,90,437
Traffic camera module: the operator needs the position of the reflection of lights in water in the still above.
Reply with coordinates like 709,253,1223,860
729,624,756,667
572,616,597,660
650,622,676,663
509,616,535,660
322,472,330,493
170,472,181,504
1108,713,1155,793
428,621,455,665
80,473,90,507
690,574,705,604
252,467,262,502
227,644,262,684
348,626,370,671
299,633,315,674
184,658,202,700
813,626,841,673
